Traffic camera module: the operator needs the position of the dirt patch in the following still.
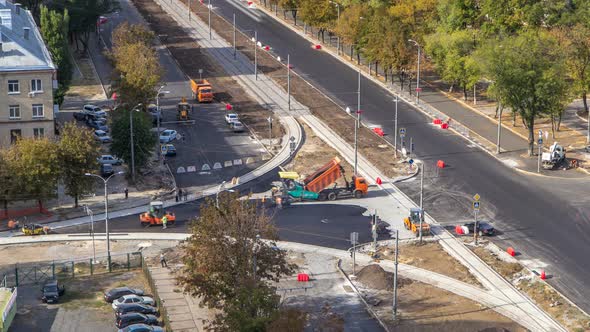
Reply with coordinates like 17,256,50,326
351,264,525,332
470,246,523,280
356,264,412,291
517,280,590,332
379,241,481,287
132,0,284,150
65,51,106,102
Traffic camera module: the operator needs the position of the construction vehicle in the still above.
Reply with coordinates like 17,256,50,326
140,201,176,226
278,157,369,201
177,98,191,121
403,208,430,237
21,224,49,235
542,142,566,169
190,79,213,103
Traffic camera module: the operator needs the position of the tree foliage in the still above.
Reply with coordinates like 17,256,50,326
478,31,569,155
57,122,100,208
111,24,162,106
177,193,294,331
3,138,60,210
40,5,72,106
110,109,155,172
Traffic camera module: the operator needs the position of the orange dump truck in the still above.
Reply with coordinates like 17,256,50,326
190,79,213,103
280,157,369,201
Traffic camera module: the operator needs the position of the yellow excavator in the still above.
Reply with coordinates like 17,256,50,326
177,98,191,121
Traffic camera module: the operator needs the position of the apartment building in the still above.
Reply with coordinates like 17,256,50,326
0,0,56,147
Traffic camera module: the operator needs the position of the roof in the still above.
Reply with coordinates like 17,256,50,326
0,0,55,72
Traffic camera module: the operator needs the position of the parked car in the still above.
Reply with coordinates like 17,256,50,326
94,130,111,143
116,313,159,329
463,222,495,236
118,323,164,332
225,113,239,124
159,129,177,143
101,164,114,177
115,303,159,318
112,295,155,310
98,155,122,166
160,144,176,157
83,104,107,118
73,112,86,121
87,119,109,132
104,287,145,303
230,121,245,133
41,279,65,304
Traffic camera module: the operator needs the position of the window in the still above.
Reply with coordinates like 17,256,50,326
33,128,44,138
10,129,21,144
32,104,44,118
31,79,42,92
8,80,19,94
8,105,20,119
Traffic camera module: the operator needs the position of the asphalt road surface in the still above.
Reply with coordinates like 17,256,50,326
202,1,590,310
55,201,384,250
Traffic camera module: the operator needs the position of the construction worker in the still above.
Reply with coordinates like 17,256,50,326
7,219,19,232
162,215,168,230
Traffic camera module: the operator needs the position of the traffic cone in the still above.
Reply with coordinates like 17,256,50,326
540,270,546,280
376,177,382,185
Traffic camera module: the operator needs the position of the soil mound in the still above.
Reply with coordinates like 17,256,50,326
356,264,412,291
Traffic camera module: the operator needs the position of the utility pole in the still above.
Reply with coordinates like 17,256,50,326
497,108,502,154
188,0,191,20
287,54,291,111
393,229,399,320
357,66,361,128
208,0,212,40
104,180,111,271
394,96,398,158
354,66,361,175
419,162,424,243
410,137,413,156
129,110,135,183
254,30,258,80
84,206,97,264
473,194,481,245
372,210,377,253
268,116,273,148
233,13,236,59
408,39,421,103
537,130,543,173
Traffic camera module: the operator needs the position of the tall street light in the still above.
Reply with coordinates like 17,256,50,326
85,171,124,271
129,103,142,182
408,39,421,103
156,86,170,160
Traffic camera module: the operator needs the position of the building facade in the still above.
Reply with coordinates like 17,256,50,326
0,0,56,147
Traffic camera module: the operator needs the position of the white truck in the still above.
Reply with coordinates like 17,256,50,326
542,142,566,169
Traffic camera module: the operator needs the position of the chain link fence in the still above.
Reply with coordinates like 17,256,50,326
0,252,143,287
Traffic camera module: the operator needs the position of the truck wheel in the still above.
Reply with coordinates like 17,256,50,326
285,180,296,190
327,192,337,201
354,190,362,199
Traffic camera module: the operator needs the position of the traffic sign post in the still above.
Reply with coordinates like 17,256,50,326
537,130,543,173
473,194,481,245
399,128,406,149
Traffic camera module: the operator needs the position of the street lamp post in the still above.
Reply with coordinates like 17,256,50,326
156,86,170,161
85,171,124,271
408,39,421,103
254,30,258,80
84,206,97,264
287,54,291,111
129,103,142,182
394,96,399,158
208,0,212,40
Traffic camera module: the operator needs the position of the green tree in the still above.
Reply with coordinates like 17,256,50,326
436,0,481,31
425,29,481,100
58,122,100,208
0,151,20,218
299,0,337,42
4,138,60,212
111,24,162,106
176,193,294,331
110,109,155,173
334,3,368,62
479,31,570,155
40,5,72,106
278,0,301,22
51,0,119,53
554,24,590,113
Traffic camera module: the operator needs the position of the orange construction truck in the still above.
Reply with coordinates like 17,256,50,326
190,79,213,103
279,157,369,201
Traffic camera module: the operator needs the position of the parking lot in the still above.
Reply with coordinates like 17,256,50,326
157,97,267,189
11,271,151,332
